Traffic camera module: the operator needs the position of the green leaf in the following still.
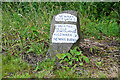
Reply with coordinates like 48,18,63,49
61,65,65,69
72,58,78,61
56,54,61,59
69,61,72,65
64,58,69,62
35,62,41,71
82,56,89,63
79,62,83,66
75,51,82,56
76,58,79,61
97,61,101,65
66,53,71,60
27,48,34,53
73,64,77,68
32,26,37,31
60,60,64,63
70,49,74,55
90,48,93,53
33,30,38,35
56,53,66,59
73,47,78,52
78,56,82,61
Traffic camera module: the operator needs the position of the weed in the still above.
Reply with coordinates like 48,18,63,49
34,58,55,78
56,47,89,69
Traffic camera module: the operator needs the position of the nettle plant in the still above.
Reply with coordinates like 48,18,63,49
56,47,89,69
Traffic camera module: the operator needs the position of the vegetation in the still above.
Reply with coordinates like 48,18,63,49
56,47,89,69
1,2,119,78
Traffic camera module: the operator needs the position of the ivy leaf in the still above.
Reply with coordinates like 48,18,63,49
82,56,89,63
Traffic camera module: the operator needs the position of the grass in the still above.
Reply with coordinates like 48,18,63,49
2,54,32,78
1,2,119,78
80,17,119,39
0,54,2,79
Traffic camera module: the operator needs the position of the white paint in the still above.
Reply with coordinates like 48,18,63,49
55,13,77,22
52,24,79,43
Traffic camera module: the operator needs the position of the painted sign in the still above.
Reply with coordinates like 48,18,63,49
55,13,77,22
52,24,79,43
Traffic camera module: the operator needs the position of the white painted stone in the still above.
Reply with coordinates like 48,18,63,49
52,24,79,43
55,13,77,22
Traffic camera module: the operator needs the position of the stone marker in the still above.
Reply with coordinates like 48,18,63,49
46,10,81,59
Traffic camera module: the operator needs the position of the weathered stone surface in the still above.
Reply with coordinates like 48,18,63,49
47,10,82,59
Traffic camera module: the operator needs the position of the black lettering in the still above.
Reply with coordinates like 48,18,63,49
53,38,57,41
59,15,63,17
75,35,77,37
67,38,72,41
67,38,76,42
58,38,66,41
73,29,77,33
